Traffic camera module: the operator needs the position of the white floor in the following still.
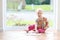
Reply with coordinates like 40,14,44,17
0,30,59,40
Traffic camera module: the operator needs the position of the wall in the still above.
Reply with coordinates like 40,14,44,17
0,0,3,31
58,0,60,31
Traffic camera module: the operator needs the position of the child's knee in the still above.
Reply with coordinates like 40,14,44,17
38,29,45,33
28,25,35,31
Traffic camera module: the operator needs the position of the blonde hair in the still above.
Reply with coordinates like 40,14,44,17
36,8,43,13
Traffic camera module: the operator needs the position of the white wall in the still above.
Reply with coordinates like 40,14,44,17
58,0,60,31
0,0,3,31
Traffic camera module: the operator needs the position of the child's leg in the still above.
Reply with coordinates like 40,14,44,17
26,25,35,33
38,29,45,33
37,27,46,33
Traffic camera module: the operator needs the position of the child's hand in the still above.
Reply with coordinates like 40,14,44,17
44,27,48,29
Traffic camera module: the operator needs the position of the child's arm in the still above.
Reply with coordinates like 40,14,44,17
44,18,49,29
35,19,38,31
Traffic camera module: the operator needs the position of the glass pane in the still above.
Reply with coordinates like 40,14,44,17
5,0,55,31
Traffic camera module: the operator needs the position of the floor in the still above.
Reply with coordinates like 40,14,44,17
0,30,60,40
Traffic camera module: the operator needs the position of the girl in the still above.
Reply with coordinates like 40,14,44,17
26,9,49,33
36,9,49,33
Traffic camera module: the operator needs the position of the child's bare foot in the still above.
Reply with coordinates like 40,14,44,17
25,30,29,33
33,29,36,31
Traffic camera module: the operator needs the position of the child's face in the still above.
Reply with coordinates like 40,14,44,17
37,10,43,17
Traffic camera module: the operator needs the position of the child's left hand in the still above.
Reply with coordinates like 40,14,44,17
44,27,48,29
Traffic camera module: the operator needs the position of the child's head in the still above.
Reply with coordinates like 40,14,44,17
37,9,43,18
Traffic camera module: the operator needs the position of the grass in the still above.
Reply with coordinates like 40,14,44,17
25,5,52,11
7,2,19,10
6,20,35,26
6,20,53,27
7,2,52,11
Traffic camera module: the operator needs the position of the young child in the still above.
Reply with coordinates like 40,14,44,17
26,9,49,33
36,9,49,33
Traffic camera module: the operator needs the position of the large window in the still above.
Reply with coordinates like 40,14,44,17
4,0,56,31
